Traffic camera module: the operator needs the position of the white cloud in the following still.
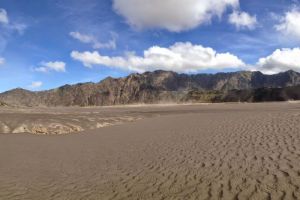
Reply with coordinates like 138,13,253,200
255,48,300,74
228,11,257,30
0,8,27,35
35,61,66,73
0,57,4,65
70,32,94,43
0,8,9,25
70,31,116,49
71,42,245,73
113,0,239,32
10,23,27,34
29,81,43,89
275,7,300,39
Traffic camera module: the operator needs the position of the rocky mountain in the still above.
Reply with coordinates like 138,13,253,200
1,70,300,107
183,85,300,103
222,85,300,102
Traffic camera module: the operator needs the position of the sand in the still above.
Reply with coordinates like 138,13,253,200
0,102,300,199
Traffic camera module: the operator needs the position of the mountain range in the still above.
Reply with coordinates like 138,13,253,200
1,70,300,107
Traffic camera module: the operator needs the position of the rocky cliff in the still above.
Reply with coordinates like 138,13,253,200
1,70,300,106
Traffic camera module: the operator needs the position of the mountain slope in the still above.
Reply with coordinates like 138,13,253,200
184,85,300,103
1,70,300,106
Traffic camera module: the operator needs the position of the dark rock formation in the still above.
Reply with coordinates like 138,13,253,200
1,70,300,106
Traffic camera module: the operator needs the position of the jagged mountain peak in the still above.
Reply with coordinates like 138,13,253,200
1,70,300,106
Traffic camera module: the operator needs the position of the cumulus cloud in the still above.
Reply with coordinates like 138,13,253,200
71,42,245,73
70,31,116,49
29,81,43,89
113,0,239,32
0,57,4,65
35,61,66,73
0,8,9,25
228,11,257,30
256,48,300,74
275,7,300,39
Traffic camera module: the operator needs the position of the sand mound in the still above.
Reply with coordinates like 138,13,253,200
0,107,146,135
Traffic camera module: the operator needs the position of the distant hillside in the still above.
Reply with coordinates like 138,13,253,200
183,85,300,103
1,70,300,106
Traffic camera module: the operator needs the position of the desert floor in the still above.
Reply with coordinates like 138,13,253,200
0,103,300,200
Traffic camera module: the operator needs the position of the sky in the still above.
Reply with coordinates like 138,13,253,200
0,0,300,92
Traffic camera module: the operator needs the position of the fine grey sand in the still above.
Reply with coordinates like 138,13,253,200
0,103,300,199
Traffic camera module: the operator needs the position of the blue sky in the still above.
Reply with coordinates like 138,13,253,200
0,0,300,92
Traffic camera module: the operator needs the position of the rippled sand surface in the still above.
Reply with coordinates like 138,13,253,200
1,103,300,199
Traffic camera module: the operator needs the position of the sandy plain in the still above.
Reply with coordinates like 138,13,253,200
0,102,300,199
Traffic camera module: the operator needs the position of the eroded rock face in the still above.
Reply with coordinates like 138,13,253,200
1,70,300,107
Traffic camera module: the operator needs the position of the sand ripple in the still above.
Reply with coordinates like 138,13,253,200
0,103,300,199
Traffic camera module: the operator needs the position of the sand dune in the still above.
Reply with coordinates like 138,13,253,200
0,103,300,199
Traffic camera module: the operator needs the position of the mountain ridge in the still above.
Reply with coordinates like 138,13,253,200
1,70,300,107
